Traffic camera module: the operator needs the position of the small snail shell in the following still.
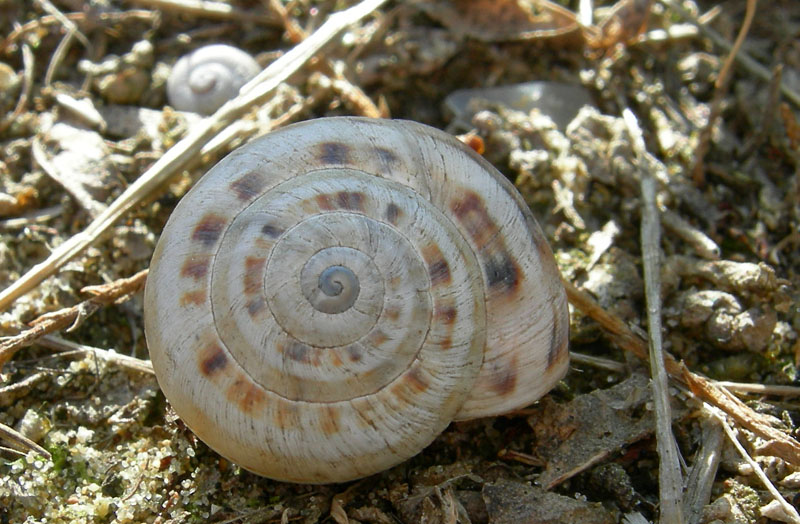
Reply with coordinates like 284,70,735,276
144,117,569,484
166,44,260,115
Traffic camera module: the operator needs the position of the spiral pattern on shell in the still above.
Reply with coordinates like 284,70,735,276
144,117,569,483
166,44,260,115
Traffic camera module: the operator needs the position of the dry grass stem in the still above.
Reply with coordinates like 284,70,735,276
569,351,628,373
35,0,91,87
712,407,800,524
265,0,307,43
625,108,684,524
713,382,800,397
691,0,757,185
563,279,651,363
682,412,723,524
127,0,279,24
0,39,33,134
0,421,51,460
34,0,90,49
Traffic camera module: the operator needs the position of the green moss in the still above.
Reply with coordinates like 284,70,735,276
48,444,69,473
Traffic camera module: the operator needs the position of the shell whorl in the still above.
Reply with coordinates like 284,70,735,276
144,117,569,484
166,44,260,115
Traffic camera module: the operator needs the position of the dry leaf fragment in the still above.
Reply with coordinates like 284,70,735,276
530,373,687,489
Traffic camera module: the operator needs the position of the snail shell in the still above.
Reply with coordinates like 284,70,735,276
166,44,260,115
144,117,569,484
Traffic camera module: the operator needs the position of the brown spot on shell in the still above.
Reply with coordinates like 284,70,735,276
434,301,457,351
435,305,457,325
450,191,496,247
199,344,228,377
180,256,210,281
192,213,226,247
335,191,365,211
318,142,351,164
404,367,429,393
484,252,521,293
246,297,266,317
530,221,558,266
230,171,266,201
375,147,398,165
243,256,266,295
315,193,335,211
547,300,569,369
384,306,401,322
385,202,402,225
320,405,341,436
180,290,206,306
367,329,389,347
261,223,283,238
226,375,267,415
489,355,518,396
273,400,298,429
549,332,569,370
351,398,382,430
347,345,363,362
450,190,521,295
283,341,311,363
387,275,403,290
420,244,451,287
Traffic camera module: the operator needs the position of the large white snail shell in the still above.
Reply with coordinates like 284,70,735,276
166,44,260,115
144,117,569,484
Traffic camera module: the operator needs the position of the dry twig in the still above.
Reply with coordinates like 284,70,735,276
661,209,720,260
683,370,800,465
36,335,155,375
691,0,757,186
0,372,49,408
0,270,148,367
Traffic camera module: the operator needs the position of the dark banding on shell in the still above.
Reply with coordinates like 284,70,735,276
144,117,568,484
